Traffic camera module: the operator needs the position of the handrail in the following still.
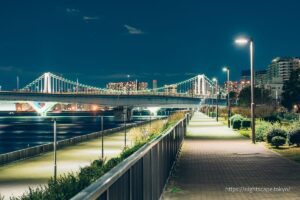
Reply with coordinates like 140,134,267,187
71,117,186,200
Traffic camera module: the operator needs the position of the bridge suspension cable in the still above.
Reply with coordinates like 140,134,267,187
21,72,219,97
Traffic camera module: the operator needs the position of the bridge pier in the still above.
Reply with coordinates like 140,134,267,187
113,106,132,122
27,102,57,117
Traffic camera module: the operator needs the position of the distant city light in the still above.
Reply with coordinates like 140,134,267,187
92,105,98,111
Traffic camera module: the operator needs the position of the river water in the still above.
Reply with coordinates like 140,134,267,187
0,112,147,154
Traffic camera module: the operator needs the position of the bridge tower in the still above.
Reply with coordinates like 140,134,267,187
43,72,52,93
195,75,207,96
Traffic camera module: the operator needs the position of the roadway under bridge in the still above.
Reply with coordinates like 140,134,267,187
0,92,204,108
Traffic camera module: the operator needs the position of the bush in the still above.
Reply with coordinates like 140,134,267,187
271,136,286,148
232,119,242,129
209,112,216,117
230,114,244,126
255,121,271,142
283,112,298,121
231,107,251,118
266,128,287,143
263,115,281,123
255,106,276,119
241,119,251,129
289,129,300,146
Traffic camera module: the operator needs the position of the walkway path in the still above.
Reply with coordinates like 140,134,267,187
0,128,135,199
162,112,300,200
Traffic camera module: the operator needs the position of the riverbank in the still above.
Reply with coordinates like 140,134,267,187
0,119,160,199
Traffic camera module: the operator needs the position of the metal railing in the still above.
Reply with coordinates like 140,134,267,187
71,115,190,200
0,118,164,166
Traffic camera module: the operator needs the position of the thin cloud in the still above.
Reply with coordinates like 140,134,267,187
124,24,144,35
0,66,22,73
83,16,99,21
66,8,80,14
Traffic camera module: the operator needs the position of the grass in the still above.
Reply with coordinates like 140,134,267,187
170,186,182,193
238,129,251,138
265,143,300,164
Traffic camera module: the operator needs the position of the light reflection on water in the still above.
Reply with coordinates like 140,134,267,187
0,113,146,154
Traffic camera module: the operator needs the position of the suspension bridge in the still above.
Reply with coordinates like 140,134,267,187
0,72,226,116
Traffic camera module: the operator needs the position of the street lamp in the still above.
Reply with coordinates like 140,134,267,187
100,116,104,158
53,118,57,183
123,113,127,149
212,78,219,122
223,67,231,127
235,37,255,144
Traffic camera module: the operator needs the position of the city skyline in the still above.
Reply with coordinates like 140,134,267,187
1,0,300,89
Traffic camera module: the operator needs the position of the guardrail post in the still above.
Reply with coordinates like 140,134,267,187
129,168,132,200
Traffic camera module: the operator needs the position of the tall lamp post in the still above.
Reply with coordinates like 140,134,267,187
212,78,219,122
123,112,127,148
53,119,57,183
223,67,231,127
100,116,104,158
235,37,255,144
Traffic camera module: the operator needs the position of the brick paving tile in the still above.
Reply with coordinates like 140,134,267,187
162,112,300,200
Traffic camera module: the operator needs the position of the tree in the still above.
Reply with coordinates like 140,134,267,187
238,86,272,107
281,68,300,110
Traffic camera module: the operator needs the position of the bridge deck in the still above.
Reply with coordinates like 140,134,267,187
162,112,300,200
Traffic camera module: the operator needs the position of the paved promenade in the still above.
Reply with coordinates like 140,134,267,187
162,112,300,200
0,129,133,199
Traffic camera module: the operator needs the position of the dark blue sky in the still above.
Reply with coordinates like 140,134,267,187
0,0,300,90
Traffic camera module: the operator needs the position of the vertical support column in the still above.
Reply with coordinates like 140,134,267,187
202,75,206,95
44,72,51,93
197,75,201,95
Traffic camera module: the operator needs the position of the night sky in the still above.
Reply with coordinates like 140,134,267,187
0,0,300,90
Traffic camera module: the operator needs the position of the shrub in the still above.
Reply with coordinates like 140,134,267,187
283,112,298,121
241,119,251,129
167,112,185,125
231,107,251,118
289,129,300,146
209,112,216,117
255,121,271,142
120,142,145,159
288,120,300,131
232,119,242,129
255,106,276,119
102,157,122,173
230,114,244,126
263,115,281,123
266,128,287,143
219,107,228,118
271,136,286,148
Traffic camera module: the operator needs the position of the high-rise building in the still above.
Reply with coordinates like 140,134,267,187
255,70,267,86
265,57,300,99
241,69,251,81
267,57,300,82
152,80,157,90
106,81,148,91
224,81,239,93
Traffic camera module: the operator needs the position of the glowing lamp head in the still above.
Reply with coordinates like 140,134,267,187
235,38,249,45
212,78,217,82
223,67,229,72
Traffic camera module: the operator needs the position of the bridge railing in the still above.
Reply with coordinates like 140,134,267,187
71,115,189,200
4,90,217,99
